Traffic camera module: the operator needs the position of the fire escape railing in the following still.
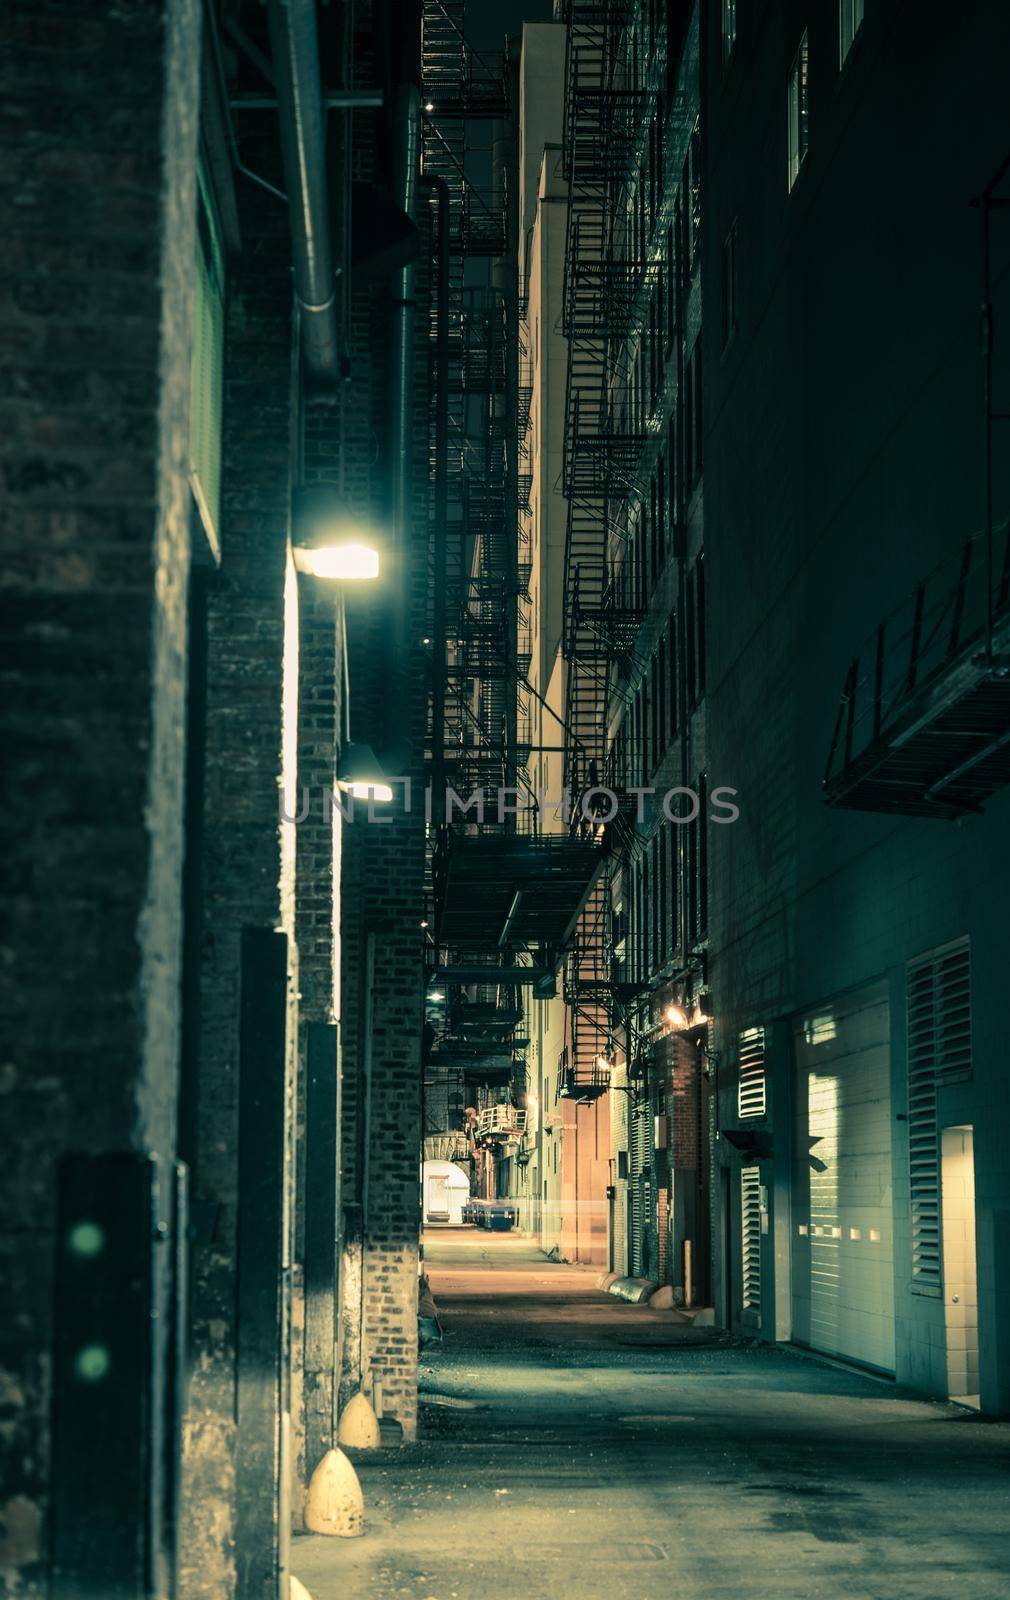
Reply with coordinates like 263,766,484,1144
823,523,1010,813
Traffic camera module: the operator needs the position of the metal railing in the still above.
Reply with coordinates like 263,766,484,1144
824,523,1010,789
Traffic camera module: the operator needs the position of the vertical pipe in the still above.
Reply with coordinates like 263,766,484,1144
420,175,450,823
684,1237,693,1309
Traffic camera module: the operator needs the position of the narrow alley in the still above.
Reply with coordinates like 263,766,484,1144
7,4,1010,1597
295,1232,1010,1600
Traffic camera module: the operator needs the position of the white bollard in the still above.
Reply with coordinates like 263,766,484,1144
304,1447,364,1538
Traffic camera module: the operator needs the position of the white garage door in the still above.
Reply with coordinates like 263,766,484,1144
791,982,895,1373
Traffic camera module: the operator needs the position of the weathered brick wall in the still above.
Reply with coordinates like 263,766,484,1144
0,2,199,1590
292,415,345,1507
178,174,296,1597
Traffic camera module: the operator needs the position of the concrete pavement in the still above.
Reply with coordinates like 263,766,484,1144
294,1228,1010,1600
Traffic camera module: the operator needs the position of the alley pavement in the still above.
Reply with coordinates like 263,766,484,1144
294,1229,1010,1600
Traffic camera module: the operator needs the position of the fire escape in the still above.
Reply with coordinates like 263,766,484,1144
423,2,607,1166
557,1,659,1100
823,157,1010,819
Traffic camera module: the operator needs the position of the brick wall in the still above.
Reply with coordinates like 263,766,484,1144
178,171,296,1597
0,2,199,1591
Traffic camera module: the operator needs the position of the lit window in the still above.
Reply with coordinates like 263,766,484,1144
786,30,810,192
722,0,737,65
721,220,738,347
839,0,865,65
190,161,225,547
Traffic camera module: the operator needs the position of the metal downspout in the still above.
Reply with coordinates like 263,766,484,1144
266,0,340,383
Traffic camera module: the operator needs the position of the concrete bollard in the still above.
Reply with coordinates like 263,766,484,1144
337,1389,381,1450
304,1448,365,1537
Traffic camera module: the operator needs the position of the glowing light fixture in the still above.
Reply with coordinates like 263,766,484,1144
665,1003,690,1029
336,741,393,803
292,484,381,582
293,541,379,581
595,1055,613,1074
427,989,446,1004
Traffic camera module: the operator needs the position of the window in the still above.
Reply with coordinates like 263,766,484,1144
907,939,972,1295
696,552,706,698
684,772,708,944
190,160,225,547
722,0,737,66
721,220,738,347
667,610,679,742
787,30,810,191
689,118,702,264
738,1027,767,1119
839,0,864,65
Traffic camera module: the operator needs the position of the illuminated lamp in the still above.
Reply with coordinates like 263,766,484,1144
292,484,381,581
336,741,393,803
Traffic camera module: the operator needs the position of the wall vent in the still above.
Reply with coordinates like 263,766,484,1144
907,939,971,1296
740,1165,762,1316
737,1026,767,1119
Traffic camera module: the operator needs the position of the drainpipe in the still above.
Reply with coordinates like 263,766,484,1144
420,173,450,823
266,0,340,383
386,86,421,759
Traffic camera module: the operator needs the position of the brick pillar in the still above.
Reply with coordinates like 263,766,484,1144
334,245,429,1441
0,2,199,1591
178,185,299,1596
292,488,343,1509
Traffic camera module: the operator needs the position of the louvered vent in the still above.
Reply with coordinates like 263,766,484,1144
740,1165,762,1315
738,1026,767,1119
907,939,971,1296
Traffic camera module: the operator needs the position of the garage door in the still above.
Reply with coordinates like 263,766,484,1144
791,982,894,1373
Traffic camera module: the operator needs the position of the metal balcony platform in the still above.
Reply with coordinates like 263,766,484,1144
823,529,1010,819
433,829,607,950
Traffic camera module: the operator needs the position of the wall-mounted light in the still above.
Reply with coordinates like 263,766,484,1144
427,989,446,1004
665,1003,690,1029
292,484,381,581
336,741,393,803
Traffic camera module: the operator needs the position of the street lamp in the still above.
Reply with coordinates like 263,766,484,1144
336,741,393,803
292,484,381,581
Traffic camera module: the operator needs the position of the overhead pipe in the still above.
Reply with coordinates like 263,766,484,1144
266,0,341,383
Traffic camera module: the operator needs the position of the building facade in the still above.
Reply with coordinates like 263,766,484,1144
2,2,430,1593
704,0,1010,1409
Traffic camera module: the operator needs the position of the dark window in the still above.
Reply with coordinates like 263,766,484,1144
697,771,708,937
690,119,702,265
722,221,738,347
668,611,679,740
685,566,697,712
657,635,667,758
787,31,810,190
693,338,703,481
659,825,669,962
722,0,737,65
696,552,706,698
657,454,667,571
